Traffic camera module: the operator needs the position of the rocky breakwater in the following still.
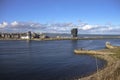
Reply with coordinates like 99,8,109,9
74,42,120,80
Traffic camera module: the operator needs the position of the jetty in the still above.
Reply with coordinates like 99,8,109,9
74,42,120,55
74,49,113,55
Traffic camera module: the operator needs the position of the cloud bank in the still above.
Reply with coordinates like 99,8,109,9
0,21,120,34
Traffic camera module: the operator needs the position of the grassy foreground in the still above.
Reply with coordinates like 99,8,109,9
77,46,120,80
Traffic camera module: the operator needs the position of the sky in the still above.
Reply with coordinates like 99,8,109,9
0,0,120,34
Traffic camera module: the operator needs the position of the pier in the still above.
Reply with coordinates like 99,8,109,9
74,42,119,55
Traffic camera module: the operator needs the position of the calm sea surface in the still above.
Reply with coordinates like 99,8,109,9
0,39,120,80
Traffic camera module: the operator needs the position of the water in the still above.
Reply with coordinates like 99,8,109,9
0,39,120,80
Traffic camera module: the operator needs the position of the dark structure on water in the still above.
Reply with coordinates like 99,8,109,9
71,28,78,37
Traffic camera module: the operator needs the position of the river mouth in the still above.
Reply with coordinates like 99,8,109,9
0,40,108,80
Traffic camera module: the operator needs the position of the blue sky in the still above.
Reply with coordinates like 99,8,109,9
0,0,120,34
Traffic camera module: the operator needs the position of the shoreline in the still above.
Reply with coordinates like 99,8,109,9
75,43,120,80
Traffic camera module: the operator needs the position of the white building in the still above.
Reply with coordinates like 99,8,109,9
21,36,29,39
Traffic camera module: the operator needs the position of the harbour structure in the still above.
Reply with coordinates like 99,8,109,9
74,42,116,55
74,42,120,55
71,28,78,38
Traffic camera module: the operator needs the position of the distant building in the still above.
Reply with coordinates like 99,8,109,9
0,33,21,39
27,31,32,39
32,32,40,38
40,34,49,39
21,36,29,39
20,31,32,39
71,28,78,37
0,33,1,38
0,31,50,39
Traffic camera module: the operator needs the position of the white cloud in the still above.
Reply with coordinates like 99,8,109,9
3,22,8,26
0,21,120,34
11,21,18,26
82,25,93,30
108,27,113,30
0,22,8,28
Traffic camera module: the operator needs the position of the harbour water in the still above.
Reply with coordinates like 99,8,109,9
0,39,120,80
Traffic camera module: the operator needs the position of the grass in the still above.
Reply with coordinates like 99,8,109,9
101,66,120,80
110,48,120,80
101,48,120,80
111,48,120,59
80,47,120,80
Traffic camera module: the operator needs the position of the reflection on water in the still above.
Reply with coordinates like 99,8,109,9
0,39,119,80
